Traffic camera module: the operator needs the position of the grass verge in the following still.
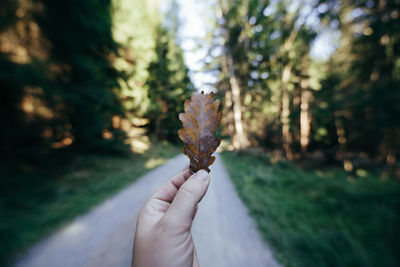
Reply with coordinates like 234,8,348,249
221,151,400,267
0,142,179,267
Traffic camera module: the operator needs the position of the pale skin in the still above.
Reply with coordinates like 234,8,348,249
131,167,210,267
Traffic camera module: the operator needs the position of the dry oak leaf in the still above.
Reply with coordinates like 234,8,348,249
178,91,222,173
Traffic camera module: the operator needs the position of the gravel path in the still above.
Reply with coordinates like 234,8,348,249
13,154,282,267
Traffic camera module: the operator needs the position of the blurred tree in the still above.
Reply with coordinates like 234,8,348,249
314,0,400,174
207,0,399,176
145,1,194,141
0,0,52,161
36,0,124,149
112,0,193,142
111,0,160,118
212,0,257,151
209,0,316,158
0,0,126,161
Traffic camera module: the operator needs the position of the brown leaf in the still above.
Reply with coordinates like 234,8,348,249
178,91,222,173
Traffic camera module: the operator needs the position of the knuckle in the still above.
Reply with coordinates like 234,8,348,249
179,182,199,198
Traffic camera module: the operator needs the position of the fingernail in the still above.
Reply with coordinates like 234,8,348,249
195,170,209,183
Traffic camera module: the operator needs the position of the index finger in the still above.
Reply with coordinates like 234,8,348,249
151,166,192,203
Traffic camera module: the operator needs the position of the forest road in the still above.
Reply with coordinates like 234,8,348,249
13,154,282,267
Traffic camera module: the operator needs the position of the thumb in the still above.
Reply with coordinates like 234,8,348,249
163,170,210,226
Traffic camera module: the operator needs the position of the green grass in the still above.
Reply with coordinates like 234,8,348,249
0,142,179,267
221,151,400,267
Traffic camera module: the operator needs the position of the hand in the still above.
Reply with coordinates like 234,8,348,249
132,167,210,267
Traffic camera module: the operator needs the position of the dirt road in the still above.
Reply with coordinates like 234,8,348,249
14,154,281,267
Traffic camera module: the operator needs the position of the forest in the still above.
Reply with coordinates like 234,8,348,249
209,0,400,178
1,0,399,177
1,0,399,266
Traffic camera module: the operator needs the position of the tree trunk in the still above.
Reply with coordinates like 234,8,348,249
224,51,250,150
279,19,299,160
216,2,249,151
300,79,311,154
281,64,293,159
224,90,236,147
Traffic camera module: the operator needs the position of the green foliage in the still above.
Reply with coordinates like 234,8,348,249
144,1,194,141
0,142,180,267
0,0,125,159
38,0,124,147
145,25,194,141
0,57,49,159
111,0,161,116
221,151,400,267
313,0,400,164
0,0,194,160
111,0,193,142
209,0,317,149
208,0,400,174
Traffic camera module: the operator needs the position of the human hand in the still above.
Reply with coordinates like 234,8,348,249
131,167,210,267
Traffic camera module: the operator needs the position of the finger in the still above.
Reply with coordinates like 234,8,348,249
151,166,191,203
163,170,210,226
